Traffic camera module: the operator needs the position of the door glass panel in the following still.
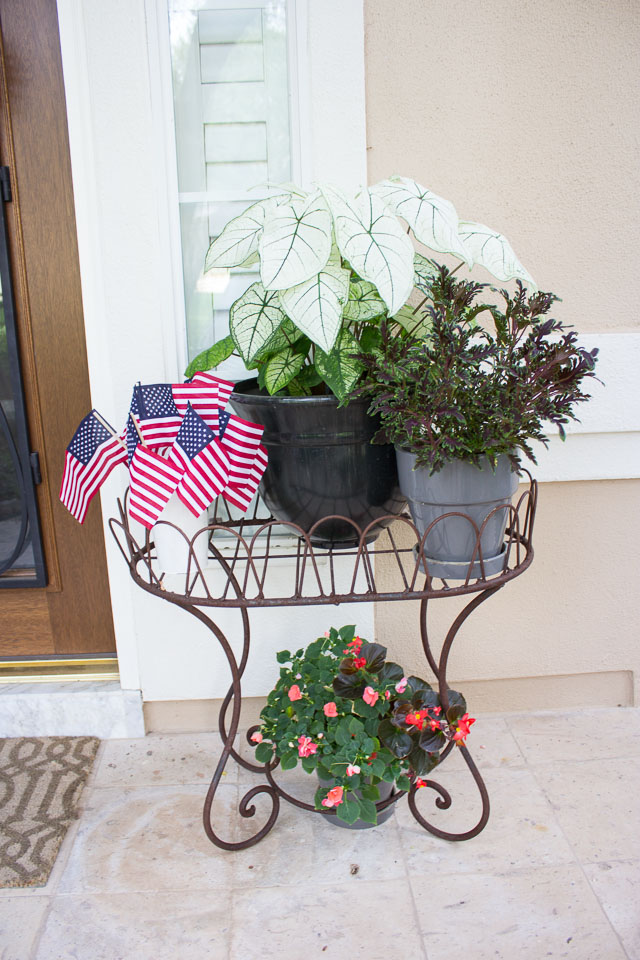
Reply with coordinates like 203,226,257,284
0,174,46,586
168,0,293,379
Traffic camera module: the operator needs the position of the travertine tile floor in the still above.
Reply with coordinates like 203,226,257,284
2,707,639,960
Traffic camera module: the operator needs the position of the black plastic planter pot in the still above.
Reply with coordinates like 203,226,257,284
229,379,405,548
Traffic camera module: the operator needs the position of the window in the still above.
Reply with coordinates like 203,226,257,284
167,0,296,379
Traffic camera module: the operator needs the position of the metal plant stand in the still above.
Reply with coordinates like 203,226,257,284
110,474,537,851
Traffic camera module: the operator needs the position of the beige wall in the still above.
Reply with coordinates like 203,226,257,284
374,480,639,709
364,0,640,334
364,0,640,709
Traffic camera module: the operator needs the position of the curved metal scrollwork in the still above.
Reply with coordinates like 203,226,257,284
109,480,536,850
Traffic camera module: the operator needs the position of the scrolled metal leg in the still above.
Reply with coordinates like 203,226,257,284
168,598,280,851
410,589,500,841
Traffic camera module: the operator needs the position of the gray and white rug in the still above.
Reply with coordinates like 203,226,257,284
0,736,100,888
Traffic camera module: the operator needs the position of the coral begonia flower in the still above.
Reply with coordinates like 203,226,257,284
297,736,317,758
353,657,367,670
363,686,379,706
395,677,408,694
453,713,476,743
346,764,360,777
250,731,263,743
415,778,428,789
321,785,344,807
323,701,338,718
288,684,302,701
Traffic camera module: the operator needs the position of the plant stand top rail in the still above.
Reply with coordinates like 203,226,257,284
109,474,537,608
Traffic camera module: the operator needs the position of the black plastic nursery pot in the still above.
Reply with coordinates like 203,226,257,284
229,379,405,548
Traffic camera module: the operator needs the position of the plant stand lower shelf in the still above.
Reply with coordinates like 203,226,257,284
110,475,537,851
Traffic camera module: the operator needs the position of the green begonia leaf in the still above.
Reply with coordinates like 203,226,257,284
336,798,360,825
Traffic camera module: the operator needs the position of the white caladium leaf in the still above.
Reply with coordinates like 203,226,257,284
205,199,274,271
370,176,472,267
413,252,438,288
314,327,364,404
259,190,333,291
343,279,386,322
263,346,306,394
323,185,414,315
229,281,287,364
458,221,537,288
278,248,349,353
392,304,432,340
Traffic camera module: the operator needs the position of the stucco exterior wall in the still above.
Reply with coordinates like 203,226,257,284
364,0,640,708
364,0,640,335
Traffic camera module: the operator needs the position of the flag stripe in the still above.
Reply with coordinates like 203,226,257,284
60,413,127,523
128,446,182,528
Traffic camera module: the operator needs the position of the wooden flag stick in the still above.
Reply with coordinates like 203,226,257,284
94,410,127,453
129,412,147,445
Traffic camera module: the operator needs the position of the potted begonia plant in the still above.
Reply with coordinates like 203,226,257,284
355,264,600,577
187,177,538,547
251,624,474,828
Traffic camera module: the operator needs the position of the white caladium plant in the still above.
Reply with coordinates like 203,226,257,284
187,176,537,402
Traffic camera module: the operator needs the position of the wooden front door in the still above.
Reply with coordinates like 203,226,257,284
0,0,116,658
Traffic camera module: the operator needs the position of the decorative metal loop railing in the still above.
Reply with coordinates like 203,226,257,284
110,472,537,850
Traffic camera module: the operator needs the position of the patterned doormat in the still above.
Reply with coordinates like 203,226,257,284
0,736,100,888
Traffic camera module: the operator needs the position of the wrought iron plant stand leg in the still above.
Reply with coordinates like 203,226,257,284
110,478,536,851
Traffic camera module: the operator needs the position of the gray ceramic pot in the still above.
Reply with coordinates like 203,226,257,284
396,450,519,580
317,775,395,830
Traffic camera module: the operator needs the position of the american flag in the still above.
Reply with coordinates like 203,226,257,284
219,413,264,484
128,445,183,529
60,411,127,523
192,372,234,407
169,404,231,517
172,373,235,434
126,384,182,459
222,443,269,511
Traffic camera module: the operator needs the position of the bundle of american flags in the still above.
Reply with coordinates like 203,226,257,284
59,373,268,527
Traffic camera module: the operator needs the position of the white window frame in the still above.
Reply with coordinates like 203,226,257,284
144,0,368,378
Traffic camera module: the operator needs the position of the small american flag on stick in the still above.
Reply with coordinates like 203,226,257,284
172,375,225,435
128,445,183,529
60,411,127,523
220,413,264,485
169,404,231,517
127,384,182,458
222,443,268,512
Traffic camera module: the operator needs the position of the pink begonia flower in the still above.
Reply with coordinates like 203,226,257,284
384,690,390,700
297,736,317,758
346,764,361,777
324,631,330,637
288,684,302,701
363,686,379,706
250,731,263,743
395,677,408,694
323,701,338,717
321,785,344,808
